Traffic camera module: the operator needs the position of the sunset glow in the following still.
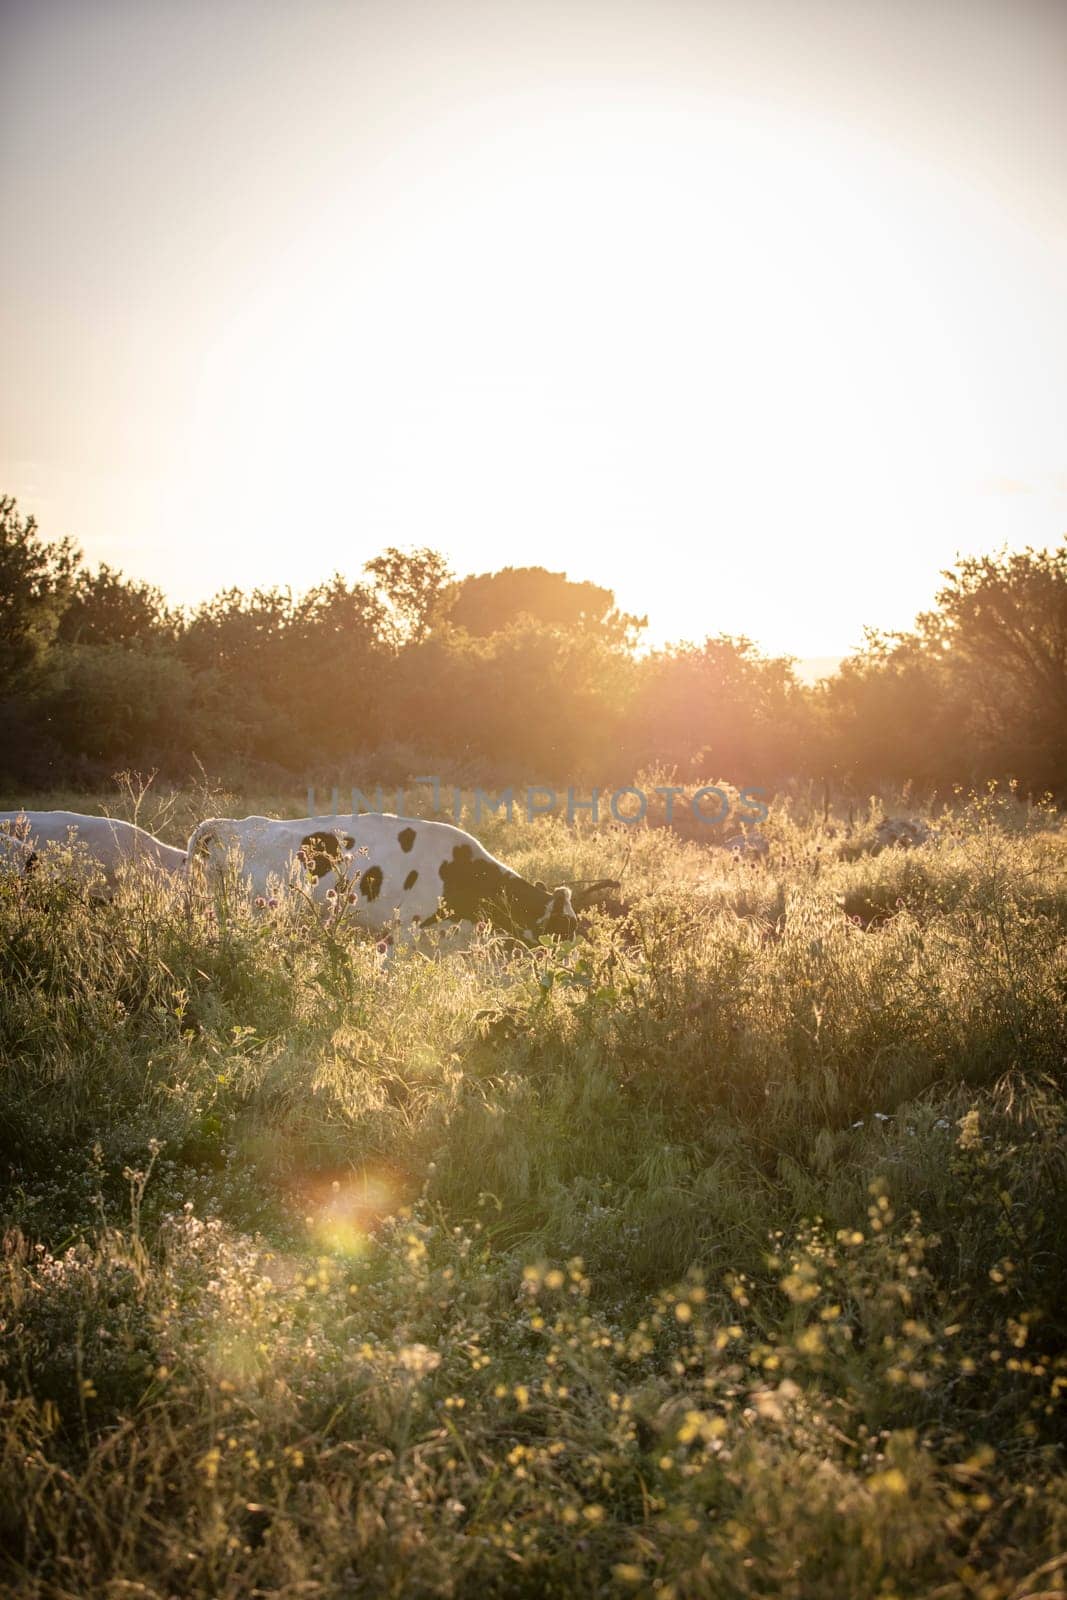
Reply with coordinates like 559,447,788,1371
3,0,1066,656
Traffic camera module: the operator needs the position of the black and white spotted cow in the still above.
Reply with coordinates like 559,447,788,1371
0,811,186,892
186,813,612,942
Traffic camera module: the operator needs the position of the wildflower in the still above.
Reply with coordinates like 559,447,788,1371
957,1110,982,1150
397,1344,441,1377
254,895,266,907
796,1326,824,1356
868,1467,909,1496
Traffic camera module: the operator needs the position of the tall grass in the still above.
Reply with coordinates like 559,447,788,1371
1,789,1065,1596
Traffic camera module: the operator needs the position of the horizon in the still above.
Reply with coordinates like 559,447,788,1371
3,0,1066,658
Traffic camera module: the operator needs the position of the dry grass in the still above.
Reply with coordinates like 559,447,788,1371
1,784,1065,1597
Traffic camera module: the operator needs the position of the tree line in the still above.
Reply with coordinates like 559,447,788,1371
1,494,1064,797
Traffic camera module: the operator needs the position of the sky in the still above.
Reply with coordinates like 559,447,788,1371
2,0,1066,658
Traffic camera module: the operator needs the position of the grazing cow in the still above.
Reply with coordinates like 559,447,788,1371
0,811,186,892
186,813,615,942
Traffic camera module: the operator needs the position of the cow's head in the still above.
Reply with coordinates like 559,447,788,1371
530,883,578,939
527,878,622,937
492,877,579,942
437,845,579,942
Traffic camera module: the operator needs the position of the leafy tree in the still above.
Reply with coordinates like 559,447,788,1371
821,545,1067,794
281,575,392,760
57,564,174,646
364,547,453,645
179,578,391,765
815,629,964,791
180,587,295,676
918,544,1067,792
0,496,80,687
382,618,633,779
447,565,645,648
44,643,194,765
628,635,808,784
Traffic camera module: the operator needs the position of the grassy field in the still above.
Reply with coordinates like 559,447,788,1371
1,784,1065,1598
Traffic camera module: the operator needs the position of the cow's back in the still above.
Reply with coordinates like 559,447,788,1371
187,812,522,930
0,811,185,884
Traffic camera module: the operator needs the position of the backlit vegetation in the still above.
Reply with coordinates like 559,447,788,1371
1,786,1065,1596
3,495,1065,795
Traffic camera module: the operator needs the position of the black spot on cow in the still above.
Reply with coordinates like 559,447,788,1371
403,869,418,891
398,827,417,853
438,844,547,933
419,906,462,929
361,864,384,902
343,835,355,849
299,831,343,880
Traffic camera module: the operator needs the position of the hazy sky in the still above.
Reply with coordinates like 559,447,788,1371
2,0,1066,656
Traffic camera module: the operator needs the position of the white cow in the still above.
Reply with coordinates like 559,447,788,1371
186,813,616,942
0,811,186,892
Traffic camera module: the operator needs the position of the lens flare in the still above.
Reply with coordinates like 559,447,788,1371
294,1168,400,1258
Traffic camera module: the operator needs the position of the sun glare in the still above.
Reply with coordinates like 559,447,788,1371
4,4,1065,656
157,87,1064,654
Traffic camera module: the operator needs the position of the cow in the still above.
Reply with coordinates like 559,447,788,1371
186,813,616,943
0,811,186,893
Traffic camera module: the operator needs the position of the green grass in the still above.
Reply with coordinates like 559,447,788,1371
1,785,1066,1597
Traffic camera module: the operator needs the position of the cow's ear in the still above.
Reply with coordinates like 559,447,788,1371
299,831,342,879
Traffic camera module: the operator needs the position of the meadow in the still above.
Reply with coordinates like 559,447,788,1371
1,781,1065,1598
